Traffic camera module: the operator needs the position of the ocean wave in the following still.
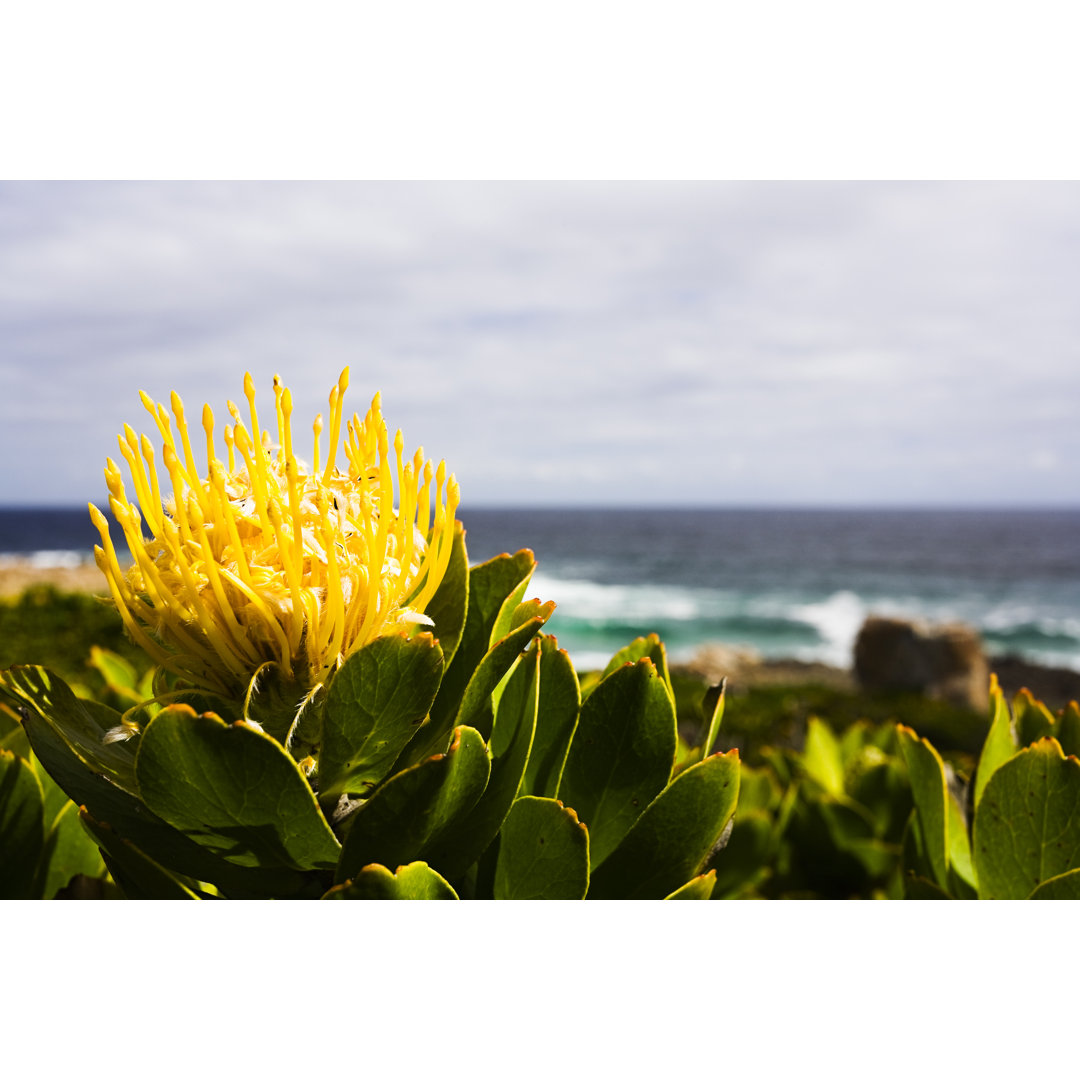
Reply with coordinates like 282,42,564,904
0,550,91,569
527,570,1080,673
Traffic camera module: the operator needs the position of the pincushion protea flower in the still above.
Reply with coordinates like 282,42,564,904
89,368,460,699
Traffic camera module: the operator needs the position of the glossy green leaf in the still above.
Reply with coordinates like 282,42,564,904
521,635,580,799
424,645,540,881
558,658,677,869
2,666,137,793
487,551,539,648
0,749,45,898
701,679,726,759
597,635,674,702
453,603,554,742
336,725,490,883
802,717,844,798
81,810,200,899
973,737,1080,899
421,520,469,668
14,681,315,897
493,796,589,900
320,633,444,798
897,725,949,890
402,550,536,762
324,861,458,899
137,706,341,872
1029,867,1080,899
664,871,716,899
974,675,1018,809
588,749,740,900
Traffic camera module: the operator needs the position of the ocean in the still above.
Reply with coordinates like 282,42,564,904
2,506,1078,673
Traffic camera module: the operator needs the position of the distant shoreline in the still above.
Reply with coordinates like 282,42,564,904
0,558,106,597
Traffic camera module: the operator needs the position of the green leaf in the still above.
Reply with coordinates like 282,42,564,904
973,737,1080,899
558,658,678,869
14,681,315,897
974,674,1018,809
486,551,538,648
587,749,740,900
324,861,458,899
80,810,200,899
903,874,953,899
1014,688,1056,747
709,811,774,899
802,717,844,798
2,666,137,794
897,725,950,891
0,749,45,898
336,725,490,883
453,602,554,741
0,705,31,759
1059,702,1080,759
1029,866,1080,899
422,520,469,668
136,706,341,872
244,661,309,745
37,800,106,899
946,786,976,895
594,634,673,704
701,679,726,759
493,796,590,899
520,635,581,799
87,646,144,705
402,550,537,762
664,871,716,899
424,644,540,881
320,633,444,798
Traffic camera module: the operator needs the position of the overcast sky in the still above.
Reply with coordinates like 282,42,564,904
1,181,1077,509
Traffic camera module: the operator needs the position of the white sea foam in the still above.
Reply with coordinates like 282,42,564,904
0,550,89,569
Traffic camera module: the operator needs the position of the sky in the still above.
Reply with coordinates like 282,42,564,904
1,180,1077,510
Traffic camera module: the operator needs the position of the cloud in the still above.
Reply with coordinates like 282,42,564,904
1,181,1078,506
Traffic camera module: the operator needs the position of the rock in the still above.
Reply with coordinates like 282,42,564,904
853,616,989,711
683,643,763,686
678,643,854,693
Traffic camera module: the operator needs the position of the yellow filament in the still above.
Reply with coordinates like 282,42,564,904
202,404,216,475
312,413,323,476
170,391,210,516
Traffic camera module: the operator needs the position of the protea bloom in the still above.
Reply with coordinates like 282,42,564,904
89,369,460,700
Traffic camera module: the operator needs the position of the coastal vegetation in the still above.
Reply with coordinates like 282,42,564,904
3,580,1077,899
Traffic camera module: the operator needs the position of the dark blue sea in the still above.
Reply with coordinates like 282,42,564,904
2,506,1078,672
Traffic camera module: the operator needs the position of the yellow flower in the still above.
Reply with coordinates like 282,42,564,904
89,369,460,699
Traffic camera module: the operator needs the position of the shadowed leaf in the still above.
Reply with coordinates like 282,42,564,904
137,706,341,872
